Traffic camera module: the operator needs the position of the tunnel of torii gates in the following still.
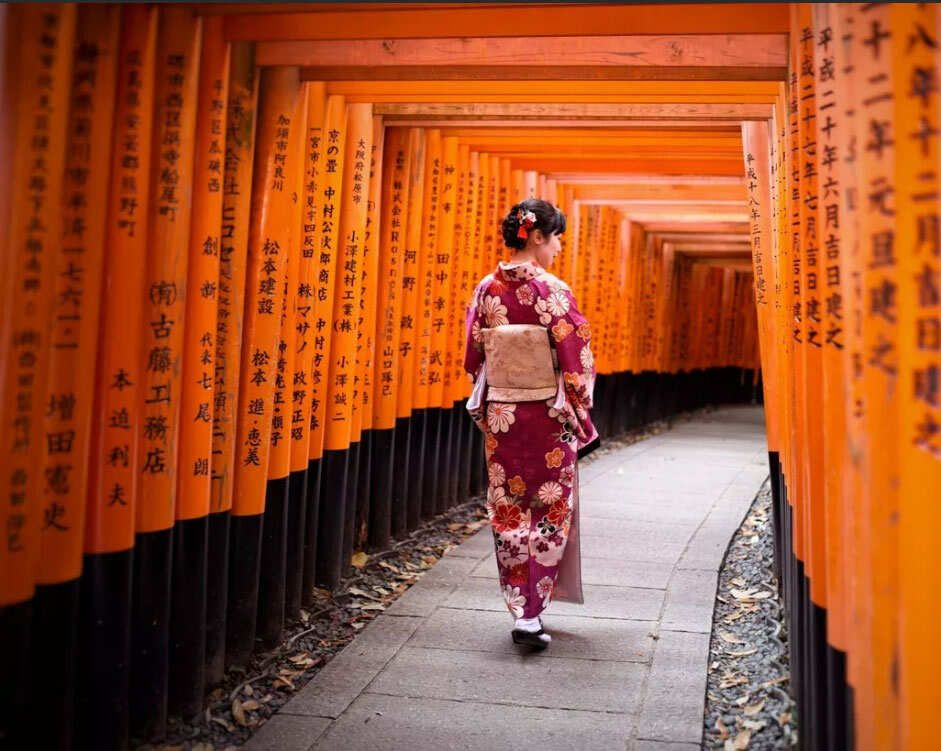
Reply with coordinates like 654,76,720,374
0,2,938,750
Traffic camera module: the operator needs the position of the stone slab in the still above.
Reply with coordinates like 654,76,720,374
281,615,422,719
244,714,330,751
368,645,647,713
383,556,479,617
408,606,656,663
636,629,711,744
313,694,634,751
660,568,719,633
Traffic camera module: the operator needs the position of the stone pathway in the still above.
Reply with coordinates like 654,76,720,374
245,406,769,751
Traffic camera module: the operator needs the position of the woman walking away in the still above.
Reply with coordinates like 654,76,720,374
463,198,597,650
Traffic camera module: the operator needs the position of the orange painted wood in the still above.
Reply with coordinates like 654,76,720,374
258,33,787,67
306,94,347,460
176,15,229,519
438,136,462,407
394,127,426,420
288,81,325,474
371,127,411,430
223,4,790,41
268,81,307,478
795,2,827,610
0,3,76,604
353,115,385,435
210,42,258,512
37,5,120,583
136,8,202,533
413,129,441,412
323,102,373,452
86,6,158,554
893,3,941,746
230,67,304,516
811,1,848,653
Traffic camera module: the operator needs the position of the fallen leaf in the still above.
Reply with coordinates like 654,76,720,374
715,717,730,740
360,602,386,611
732,728,752,749
243,684,254,697
777,711,792,725
232,698,248,727
742,719,766,731
744,700,766,716
447,522,465,531
351,552,369,569
351,622,366,630
348,586,373,598
727,648,758,657
240,699,260,711
210,715,234,732
719,631,745,644
731,577,747,588
273,676,295,690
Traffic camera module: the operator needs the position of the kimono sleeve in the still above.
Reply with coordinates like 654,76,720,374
463,284,485,379
537,284,597,443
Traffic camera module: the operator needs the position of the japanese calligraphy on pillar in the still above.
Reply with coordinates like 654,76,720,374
395,128,425,420
306,94,347,459
288,82,324,475
0,6,75,605
372,128,410,430
39,6,120,584
355,117,385,434
431,136,458,409
210,43,256,513
177,16,228,519
268,83,308,481
231,67,301,516
416,130,441,400
324,103,372,452
448,145,468,395
137,11,201,533
86,6,156,556
894,5,940,458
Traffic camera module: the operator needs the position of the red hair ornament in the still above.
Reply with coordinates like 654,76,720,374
516,208,537,239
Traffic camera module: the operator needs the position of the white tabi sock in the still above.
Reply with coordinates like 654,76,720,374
514,617,542,633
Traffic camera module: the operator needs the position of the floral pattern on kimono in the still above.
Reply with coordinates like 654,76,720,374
464,260,596,619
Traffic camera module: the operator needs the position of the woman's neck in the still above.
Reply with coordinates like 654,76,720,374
508,250,538,265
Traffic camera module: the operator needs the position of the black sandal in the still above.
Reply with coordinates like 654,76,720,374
511,628,551,650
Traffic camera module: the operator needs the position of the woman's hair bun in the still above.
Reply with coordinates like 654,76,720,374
500,198,567,250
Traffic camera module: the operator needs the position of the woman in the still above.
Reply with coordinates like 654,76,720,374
464,198,597,650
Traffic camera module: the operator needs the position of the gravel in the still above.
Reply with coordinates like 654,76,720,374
702,483,797,750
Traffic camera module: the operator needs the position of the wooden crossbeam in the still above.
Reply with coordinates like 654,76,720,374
259,34,787,81
218,4,790,40
570,184,747,201
372,102,773,121
329,80,782,97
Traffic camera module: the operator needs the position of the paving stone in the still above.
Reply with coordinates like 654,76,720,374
368,645,647,713
281,615,422,719
632,741,700,751
660,568,719,633
445,575,664,620
578,498,712,524
408,606,656,663
442,528,494,558
676,518,736,571
384,556,479,617
313,694,634,751
243,714,330,751
636,629,711,744
578,532,687,563
579,516,698,542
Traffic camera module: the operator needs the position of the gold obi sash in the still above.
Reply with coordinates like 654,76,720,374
481,324,559,402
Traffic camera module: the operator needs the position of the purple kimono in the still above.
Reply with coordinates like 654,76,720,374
464,260,597,619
